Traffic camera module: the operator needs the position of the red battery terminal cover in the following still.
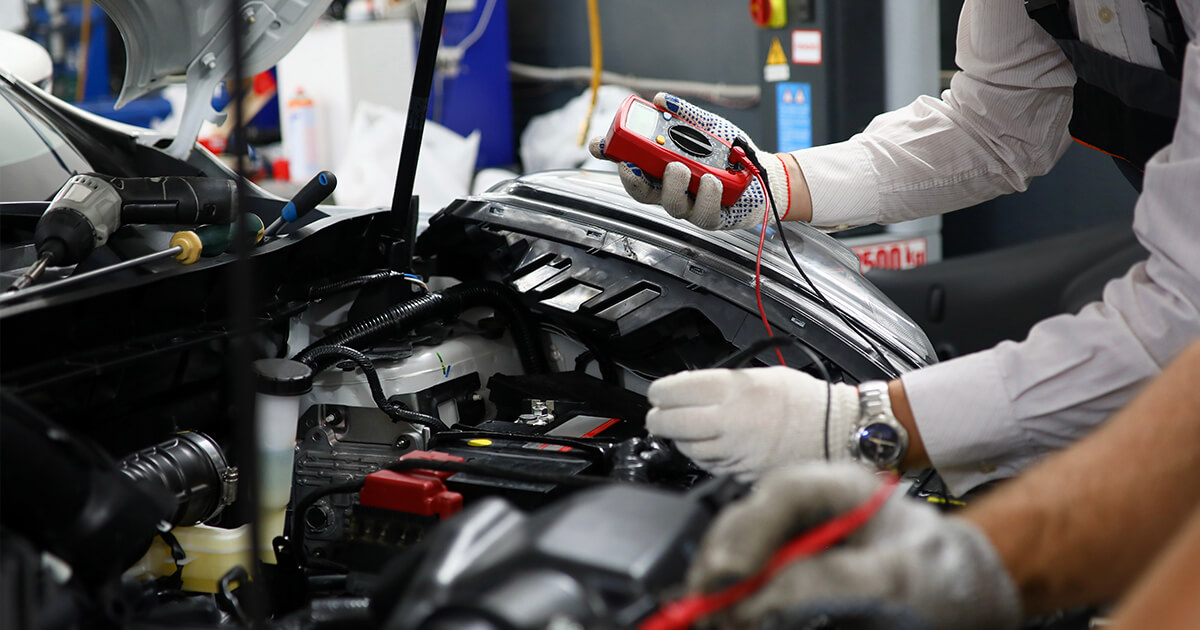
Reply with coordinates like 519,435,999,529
360,450,464,519
602,95,753,207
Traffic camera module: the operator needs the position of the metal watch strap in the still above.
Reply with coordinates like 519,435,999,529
850,380,909,470
858,381,891,421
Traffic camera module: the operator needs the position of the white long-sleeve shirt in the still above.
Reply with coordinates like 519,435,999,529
791,0,1200,493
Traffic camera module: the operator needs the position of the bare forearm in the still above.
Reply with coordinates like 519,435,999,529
1107,503,1200,630
961,341,1200,614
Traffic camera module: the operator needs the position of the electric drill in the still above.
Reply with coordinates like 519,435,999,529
10,173,237,291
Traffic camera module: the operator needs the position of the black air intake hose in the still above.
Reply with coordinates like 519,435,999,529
1,393,174,588
119,432,235,527
294,281,549,374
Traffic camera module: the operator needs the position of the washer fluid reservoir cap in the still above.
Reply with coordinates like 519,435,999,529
253,359,314,396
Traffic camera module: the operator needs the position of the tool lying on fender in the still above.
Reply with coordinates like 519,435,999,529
601,95,753,206
638,474,901,630
3,215,264,300
263,170,337,238
169,215,266,264
8,173,238,291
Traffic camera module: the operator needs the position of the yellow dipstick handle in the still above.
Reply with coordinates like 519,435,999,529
170,230,203,265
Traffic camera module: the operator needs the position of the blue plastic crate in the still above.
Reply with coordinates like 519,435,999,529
437,0,514,169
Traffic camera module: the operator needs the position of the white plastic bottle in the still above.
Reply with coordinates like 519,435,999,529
285,87,320,182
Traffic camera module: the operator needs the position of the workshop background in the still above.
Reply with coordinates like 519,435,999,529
2,0,1144,358
510,0,1138,257
4,0,1138,250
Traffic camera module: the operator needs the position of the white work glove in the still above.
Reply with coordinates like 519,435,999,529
689,463,1021,630
588,92,791,230
646,366,861,480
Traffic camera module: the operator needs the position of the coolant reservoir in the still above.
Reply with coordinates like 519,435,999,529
253,359,314,560
124,524,270,593
305,331,522,412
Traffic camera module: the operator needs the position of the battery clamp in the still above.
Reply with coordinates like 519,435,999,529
602,95,754,207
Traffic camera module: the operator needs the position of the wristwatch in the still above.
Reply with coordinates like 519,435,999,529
848,381,909,470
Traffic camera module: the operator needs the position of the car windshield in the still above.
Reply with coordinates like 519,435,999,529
0,83,90,202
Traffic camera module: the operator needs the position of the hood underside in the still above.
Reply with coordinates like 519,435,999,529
97,0,331,159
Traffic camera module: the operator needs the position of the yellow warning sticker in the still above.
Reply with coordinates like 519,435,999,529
766,37,788,66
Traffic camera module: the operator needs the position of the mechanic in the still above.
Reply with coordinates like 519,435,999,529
590,0,1200,492
681,336,1200,629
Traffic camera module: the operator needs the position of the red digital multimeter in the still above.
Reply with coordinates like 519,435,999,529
601,95,753,207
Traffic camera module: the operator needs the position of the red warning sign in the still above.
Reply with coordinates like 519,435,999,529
791,29,823,65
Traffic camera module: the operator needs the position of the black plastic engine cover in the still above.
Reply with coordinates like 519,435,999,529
375,484,713,630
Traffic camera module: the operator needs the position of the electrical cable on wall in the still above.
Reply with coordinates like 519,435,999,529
75,0,93,102
434,0,497,74
433,0,499,120
576,0,603,146
509,63,760,107
454,0,498,53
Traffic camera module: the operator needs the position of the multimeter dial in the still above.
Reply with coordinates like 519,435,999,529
667,125,714,158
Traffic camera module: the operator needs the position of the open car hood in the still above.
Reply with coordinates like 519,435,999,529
423,170,938,375
96,0,331,159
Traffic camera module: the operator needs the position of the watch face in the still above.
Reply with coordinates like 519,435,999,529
856,422,903,465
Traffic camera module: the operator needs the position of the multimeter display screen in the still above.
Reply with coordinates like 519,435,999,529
624,101,660,140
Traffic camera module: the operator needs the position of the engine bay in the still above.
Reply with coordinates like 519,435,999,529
1,154,937,629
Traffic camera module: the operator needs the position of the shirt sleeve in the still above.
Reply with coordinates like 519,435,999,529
903,22,1200,494
792,0,1077,230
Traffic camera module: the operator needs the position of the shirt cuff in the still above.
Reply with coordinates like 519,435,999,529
901,350,1036,495
789,139,881,230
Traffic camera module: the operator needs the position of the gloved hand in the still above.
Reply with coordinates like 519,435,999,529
588,92,791,230
646,366,860,480
689,463,1021,630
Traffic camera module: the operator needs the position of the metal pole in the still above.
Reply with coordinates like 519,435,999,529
389,0,449,236
227,0,263,624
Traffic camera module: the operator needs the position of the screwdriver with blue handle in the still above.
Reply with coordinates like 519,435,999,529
263,170,337,239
